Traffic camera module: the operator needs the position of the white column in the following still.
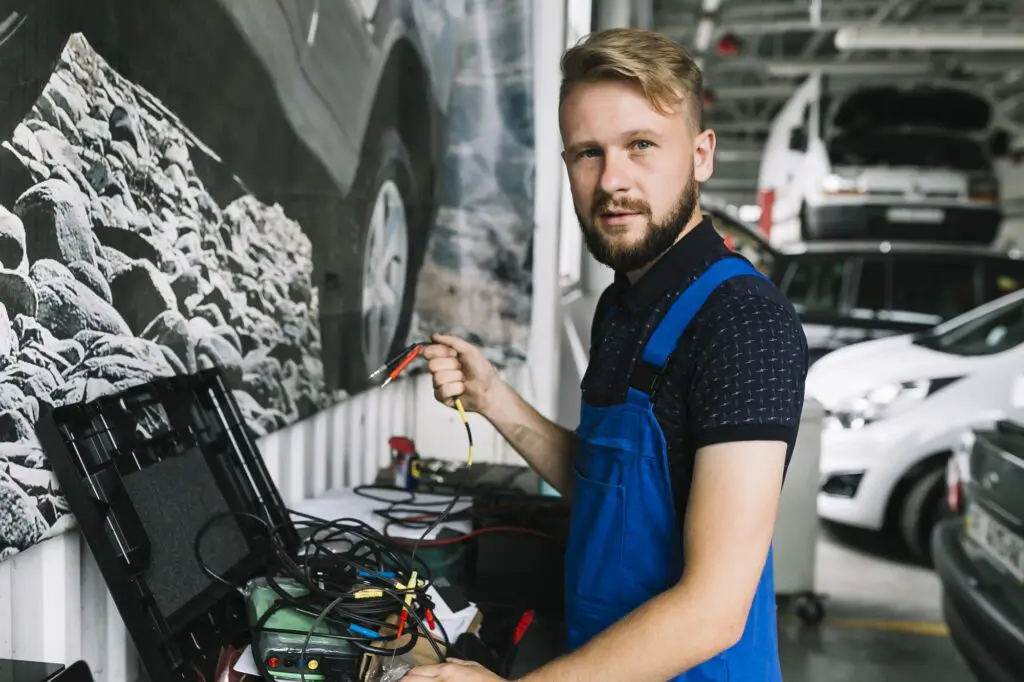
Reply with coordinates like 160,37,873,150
594,0,631,31
528,0,568,420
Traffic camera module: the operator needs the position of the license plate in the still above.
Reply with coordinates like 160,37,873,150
885,207,945,224
966,505,1024,582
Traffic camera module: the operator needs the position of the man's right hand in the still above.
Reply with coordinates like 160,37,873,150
423,333,502,416
424,333,576,496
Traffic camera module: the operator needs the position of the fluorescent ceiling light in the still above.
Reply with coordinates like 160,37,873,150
702,0,721,11
695,18,714,51
765,60,931,76
835,26,1024,51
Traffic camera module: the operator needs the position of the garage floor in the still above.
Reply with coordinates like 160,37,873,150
778,526,974,681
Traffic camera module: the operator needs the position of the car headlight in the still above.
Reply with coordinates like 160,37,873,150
821,173,863,196
830,379,933,429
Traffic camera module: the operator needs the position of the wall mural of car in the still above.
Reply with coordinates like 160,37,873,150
0,0,536,561
0,0,461,394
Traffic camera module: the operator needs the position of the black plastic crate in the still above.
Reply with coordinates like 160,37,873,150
36,368,300,682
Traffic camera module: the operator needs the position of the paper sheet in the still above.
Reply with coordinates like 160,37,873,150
233,645,259,676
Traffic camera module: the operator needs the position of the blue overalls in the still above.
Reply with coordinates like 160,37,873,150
564,257,783,681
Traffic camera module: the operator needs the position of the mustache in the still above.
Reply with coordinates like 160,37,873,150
592,196,651,218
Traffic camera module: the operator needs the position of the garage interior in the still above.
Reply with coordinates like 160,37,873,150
0,1,1022,681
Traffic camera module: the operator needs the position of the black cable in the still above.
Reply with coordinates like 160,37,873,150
191,506,453,682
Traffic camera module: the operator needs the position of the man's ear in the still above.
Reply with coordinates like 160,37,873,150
693,129,716,183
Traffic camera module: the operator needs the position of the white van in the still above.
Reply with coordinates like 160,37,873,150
757,77,1010,247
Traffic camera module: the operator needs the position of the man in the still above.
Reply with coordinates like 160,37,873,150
406,27,807,682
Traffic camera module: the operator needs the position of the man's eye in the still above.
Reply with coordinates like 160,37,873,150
633,140,654,150
577,149,599,159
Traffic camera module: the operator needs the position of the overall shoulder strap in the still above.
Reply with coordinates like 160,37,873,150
629,257,765,394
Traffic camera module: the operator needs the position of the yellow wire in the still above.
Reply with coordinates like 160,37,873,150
454,398,474,467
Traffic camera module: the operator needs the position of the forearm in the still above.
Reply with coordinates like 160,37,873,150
522,583,739,682
482,381,576,495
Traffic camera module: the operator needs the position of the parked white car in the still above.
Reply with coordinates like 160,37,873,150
807,288,1024,562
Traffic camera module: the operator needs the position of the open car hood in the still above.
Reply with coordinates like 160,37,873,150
830,85,992,133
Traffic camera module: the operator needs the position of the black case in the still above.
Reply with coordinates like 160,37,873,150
36,368,300,682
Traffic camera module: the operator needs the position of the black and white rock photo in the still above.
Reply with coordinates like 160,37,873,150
0,34,328,560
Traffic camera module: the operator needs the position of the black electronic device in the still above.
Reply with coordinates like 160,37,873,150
378,460,544,496
0,659,94,682
36,369,300,682
465,495,569,616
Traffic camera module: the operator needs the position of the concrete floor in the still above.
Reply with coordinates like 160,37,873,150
778,525,975,681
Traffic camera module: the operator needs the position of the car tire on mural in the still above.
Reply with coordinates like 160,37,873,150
328,124,426,394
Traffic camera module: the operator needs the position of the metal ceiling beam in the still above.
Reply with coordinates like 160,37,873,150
718,1,888,21
658,0,883,24
701,188,760,206
711,57,934,76
706,84,799,99
709,56,1020,76
703,177,759,190
715,144,765,163
662,13,1024,38
707,121,772,133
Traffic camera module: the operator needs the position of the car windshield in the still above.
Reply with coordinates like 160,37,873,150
828,132,990,171
915,292,1024,356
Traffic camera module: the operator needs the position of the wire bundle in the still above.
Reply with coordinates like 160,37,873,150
194,507,448,681
353,484,558,550
190,339,482,681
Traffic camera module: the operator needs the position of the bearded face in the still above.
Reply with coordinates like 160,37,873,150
577,170,699,273
559,79,715,276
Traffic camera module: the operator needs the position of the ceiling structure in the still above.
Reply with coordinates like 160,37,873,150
650,0,1024,206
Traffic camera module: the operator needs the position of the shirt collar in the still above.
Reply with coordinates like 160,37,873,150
611,214,728,311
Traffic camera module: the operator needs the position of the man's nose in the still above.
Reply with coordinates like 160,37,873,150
598,150,632,196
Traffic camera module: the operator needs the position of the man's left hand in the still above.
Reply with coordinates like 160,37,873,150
402,659,505,681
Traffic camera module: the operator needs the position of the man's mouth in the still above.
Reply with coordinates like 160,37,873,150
599,210,641,219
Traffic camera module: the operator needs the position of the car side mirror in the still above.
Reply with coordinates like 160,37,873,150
788,126,808,152
989,128,1011,158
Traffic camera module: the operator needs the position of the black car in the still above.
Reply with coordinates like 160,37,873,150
933,421,1024,682
708,209,1024,363
774,241,1024,362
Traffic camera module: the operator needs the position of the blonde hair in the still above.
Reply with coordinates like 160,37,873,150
559,28,704,130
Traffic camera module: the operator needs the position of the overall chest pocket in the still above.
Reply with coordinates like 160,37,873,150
565,427,636,604
568,405,677,608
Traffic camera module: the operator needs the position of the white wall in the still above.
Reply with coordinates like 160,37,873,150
0,0,571,676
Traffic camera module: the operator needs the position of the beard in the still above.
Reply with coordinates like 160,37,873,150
578,172,699,273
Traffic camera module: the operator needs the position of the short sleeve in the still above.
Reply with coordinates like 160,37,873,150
590,284,617,343
688,292,808,450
